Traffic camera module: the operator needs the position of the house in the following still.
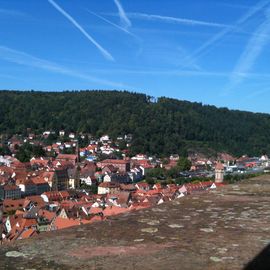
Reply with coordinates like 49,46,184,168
42,190,70,202
129,167,143,181
163,160,178,170
68,133,75,139
135,182,150,191
30,157,50,169
120,184,136,192
40,171,56,188
0,156,13,167
6,217,38,241
64,142,77,148
3,198,26,214
80,175,97,186
103,173,131,184
98,182,120,195
100,135,110,143
98,159,130,173
132,154,148,161
43,131,52,136
178,185,187,195
79,162,97,186
102,165,118,174
5,214,23,234
153,183,162,190
25,195,47,208
18,179,37,196
31,177,50,195
185,183,205,194
56,154,78,166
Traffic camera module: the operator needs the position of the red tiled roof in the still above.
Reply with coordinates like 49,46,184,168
135,182,150,189
215,162,224,170
53,217,80,230
99,182,120,188
3,198,25,212
145,189,161,196
25,195,46,207
19,228,37,239
89,207,103,215
56,154,77,160
100,159,129,165
38,209,56,222
102,206,130,217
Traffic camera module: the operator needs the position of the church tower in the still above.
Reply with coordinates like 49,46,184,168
74,140,81,189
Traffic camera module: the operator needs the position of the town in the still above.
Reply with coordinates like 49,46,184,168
0,130,269,243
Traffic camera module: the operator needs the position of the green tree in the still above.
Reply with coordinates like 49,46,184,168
177,157,192,171
15,143,45,162
0,145,11,156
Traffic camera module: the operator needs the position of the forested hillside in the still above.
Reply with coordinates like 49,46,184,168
1,90,270,157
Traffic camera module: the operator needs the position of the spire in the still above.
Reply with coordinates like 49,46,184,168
0,201,3,245
76,139,80,164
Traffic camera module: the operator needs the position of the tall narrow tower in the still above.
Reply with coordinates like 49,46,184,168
215,162,224,183
76,140,80,163
74,139,81,189
0,201,3,245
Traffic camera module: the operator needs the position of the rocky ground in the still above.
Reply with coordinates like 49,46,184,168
2,175,270,270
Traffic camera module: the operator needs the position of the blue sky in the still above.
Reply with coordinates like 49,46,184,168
1,0,270,113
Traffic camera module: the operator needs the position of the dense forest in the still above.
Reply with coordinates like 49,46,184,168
0,90,270,157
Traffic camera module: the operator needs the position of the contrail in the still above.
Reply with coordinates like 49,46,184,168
113,0,131,28
48,0,114,61
187,0,270,63
0,8,27,17
227,7,270,90
127,12,228,28
87,10,137,39
0,46,125,87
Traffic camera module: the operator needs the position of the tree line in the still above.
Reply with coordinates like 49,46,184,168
1,90,270,157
